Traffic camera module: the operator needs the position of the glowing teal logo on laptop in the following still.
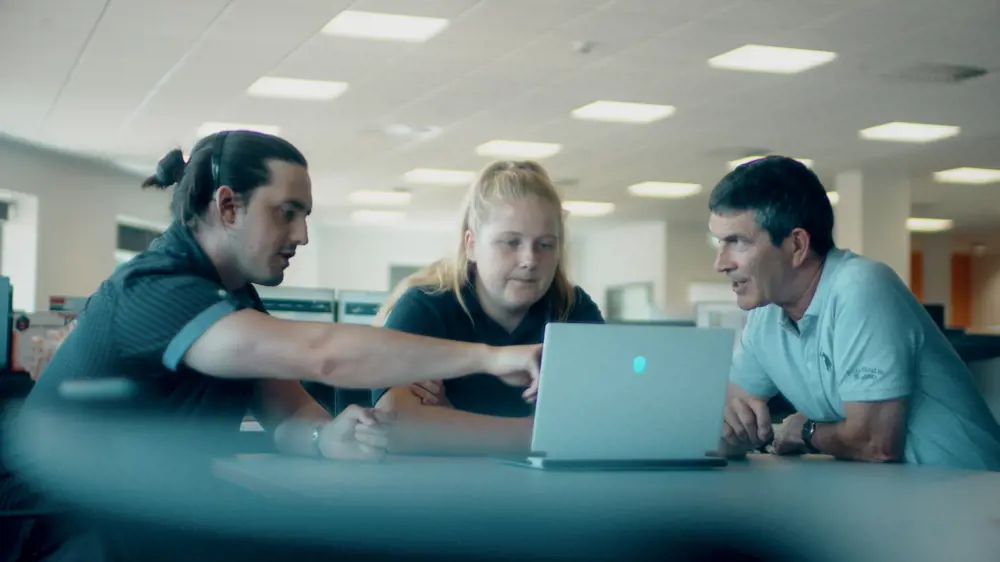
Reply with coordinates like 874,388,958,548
632,356,647,374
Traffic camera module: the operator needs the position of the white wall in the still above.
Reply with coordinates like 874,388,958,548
574,221,667,314
664,224,720,318
971,255,1000,333
0,136,171,311
315,224,455,291
0,191,39,311
280,225,321,289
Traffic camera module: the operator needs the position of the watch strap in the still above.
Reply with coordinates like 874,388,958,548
801,419,821,454
311,422,326,457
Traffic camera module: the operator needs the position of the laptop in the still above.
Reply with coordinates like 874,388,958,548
497,323,735,471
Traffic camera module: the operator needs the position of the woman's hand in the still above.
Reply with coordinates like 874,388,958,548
410,380,452,407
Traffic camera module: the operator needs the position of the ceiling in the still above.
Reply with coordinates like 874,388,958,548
2,0,999,230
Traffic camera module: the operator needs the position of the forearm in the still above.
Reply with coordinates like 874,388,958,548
311,324,492,388
187,312,494,386
272,400,333,457
811,420,901,463
394,409,532,456
377,390,532,456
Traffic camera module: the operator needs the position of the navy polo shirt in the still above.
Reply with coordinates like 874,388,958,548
372,283,605,417
20,221,264,427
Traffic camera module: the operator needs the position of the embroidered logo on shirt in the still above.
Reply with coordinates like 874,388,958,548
846,366,884,381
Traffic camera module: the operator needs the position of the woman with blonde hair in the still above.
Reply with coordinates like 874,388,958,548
366,161,603,456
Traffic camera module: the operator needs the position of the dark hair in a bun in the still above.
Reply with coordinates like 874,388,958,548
141,149,186,189
140,131,307,226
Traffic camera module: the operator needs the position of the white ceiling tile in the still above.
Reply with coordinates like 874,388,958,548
456,0,611,32
346,0,483,18
0,0,110,135
605,0,742,20
555,6,684,46
2,0,1000,227
273,35,409,83
699,0,846,32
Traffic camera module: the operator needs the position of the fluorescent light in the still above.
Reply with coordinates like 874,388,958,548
627,182,702,199
321,10,448,43
348,190,412,206
197,121,281,139
708,44,837,74
403,168,476,185
562,201,615,217
727,155,814,170
907,218,953,232
826,191,840,205
350,210,405,223
246,77,348,101
859,122,960,143
933,167,1000,185
571,101,675,124
476,140,562,159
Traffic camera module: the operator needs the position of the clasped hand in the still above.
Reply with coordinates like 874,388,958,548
721,394,773,455
721,395,810,456
320,405,394,461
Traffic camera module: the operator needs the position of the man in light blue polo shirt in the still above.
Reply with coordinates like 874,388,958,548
708,155,1000,471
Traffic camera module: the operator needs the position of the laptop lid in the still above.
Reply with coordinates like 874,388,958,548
530,323,735,461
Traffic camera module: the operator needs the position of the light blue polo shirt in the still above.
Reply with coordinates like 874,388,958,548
732,248,1000,471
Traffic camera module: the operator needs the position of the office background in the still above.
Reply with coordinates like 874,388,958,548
0,0,998,332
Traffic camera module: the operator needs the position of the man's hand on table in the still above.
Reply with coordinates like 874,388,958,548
770,412,808,455
720,392,773,455
320,405,393,461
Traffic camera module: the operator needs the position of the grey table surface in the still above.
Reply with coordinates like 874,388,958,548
212,453,1000,562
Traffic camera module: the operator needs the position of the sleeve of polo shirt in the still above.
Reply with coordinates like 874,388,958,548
371,288,449,405
116,275,252,372
832,266,920,403
729,317,779,400
567,287,606,324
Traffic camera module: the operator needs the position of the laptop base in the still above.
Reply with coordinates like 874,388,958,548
494,455,728,472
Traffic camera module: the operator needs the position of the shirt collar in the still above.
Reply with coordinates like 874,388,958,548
460,274,553,335
156,221,224,284
145,222,262,309
779,248,845,332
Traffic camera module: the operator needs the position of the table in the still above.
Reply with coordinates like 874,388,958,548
9,408,1000,561
211,453,1000,562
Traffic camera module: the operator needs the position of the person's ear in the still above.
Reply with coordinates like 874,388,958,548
787,227,812,267
464,229,477,263
214,186,239,226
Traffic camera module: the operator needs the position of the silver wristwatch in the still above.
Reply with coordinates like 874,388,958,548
310,423,325,457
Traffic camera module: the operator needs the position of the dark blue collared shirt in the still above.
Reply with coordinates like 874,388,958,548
372,281,604,417
22,222,265,426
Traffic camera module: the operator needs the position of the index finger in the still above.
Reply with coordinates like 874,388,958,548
372,409,396,424
422,380,444,394
747,399,772,440
522,372,539,401
353,408,378,427
526,346,542,398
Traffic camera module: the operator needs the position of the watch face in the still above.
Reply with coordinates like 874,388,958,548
801,420,820,453
312,425,324,457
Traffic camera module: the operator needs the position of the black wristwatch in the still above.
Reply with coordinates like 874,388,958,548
801,419,821,454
